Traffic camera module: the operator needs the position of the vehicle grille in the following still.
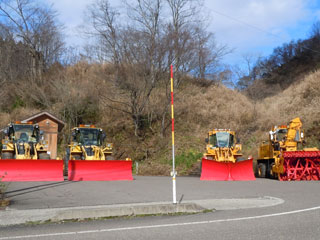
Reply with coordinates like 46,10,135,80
17,144,25,154
85,147,94,156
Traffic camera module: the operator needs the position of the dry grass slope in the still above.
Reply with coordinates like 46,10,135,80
0,65,319,175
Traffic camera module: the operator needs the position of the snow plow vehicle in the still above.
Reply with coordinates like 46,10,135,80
0,122,63,181
66,125,133,181
257,117,320,181
200,129,255,181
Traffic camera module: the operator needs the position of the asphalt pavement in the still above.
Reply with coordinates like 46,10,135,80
1,177,320,239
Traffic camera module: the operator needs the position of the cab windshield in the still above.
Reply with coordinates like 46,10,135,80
76,128,102,146
276,129,287,141
12,125,37,143
209,132,234,148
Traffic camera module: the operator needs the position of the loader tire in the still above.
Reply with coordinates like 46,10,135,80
64,159,69,176
1,152,13,159
38,153,50,159
72,155,81,160
236,157,246,162
268,163,277,179
106,155,114,160
257,163,266,178
64,151,69,176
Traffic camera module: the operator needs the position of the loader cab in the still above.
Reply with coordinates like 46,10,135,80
72,125,106,146
273,127,288,142
208,131,235,148
6,122,40,143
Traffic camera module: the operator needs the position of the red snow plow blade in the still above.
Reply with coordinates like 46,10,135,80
68,160,133,181
0,159,64,181
200,158,255,181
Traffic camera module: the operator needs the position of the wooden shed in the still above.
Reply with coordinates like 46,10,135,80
21,112,65,159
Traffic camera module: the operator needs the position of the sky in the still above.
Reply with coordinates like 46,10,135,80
46,0,320,66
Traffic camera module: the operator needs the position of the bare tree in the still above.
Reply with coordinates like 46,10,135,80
234,53,262,90
85,0,228,136
86,0,167,136
310,20,320,39
0,0,64,82
156,0,229,136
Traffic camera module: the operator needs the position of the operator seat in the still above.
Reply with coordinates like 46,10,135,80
19,132,29,142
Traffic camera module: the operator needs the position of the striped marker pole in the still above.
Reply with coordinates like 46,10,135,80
170,65,177,204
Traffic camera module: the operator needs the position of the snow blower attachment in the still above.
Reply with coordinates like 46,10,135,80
200,129,255,181
66,125,133,181
0,122,63,181
257,117,320,181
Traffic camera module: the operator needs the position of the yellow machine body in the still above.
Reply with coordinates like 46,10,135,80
66,124,133,181
204,129,242,163
1,122,50,160
201,129,255,181
257,117,319,179
68,125,113,160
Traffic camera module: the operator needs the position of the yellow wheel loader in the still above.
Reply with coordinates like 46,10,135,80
68,125,112,161
66,124,132,181
200,129,255,181
257,117,320,181
1,122,49,160
0,122,63,181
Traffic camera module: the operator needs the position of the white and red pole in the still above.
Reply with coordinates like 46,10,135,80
170,65,177,204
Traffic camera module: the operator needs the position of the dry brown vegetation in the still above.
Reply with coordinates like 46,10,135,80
1,63,319,175
1,0,320,176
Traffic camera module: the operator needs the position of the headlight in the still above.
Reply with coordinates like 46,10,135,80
107,143,112,148
2,145,7,149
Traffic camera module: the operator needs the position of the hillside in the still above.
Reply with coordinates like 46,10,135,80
1,63,319,176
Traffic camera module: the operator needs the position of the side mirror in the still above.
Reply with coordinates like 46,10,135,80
205,138,209,143
237,138,240,143
269,131,274,141
72,131,76,137
102,132,106,141
40,130,44,136
3,128,8,135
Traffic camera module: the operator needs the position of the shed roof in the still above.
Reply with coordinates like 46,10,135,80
21,111,65,132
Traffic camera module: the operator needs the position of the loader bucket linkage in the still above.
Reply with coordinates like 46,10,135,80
0,159,64,182
200,158,255,181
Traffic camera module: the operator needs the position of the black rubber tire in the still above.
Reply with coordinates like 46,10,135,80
236,157,246,162
268,163,277,179
72,155,81,160
64,150,70,176
1,152,14,159
38,153,50,159
257,163,267,178
106,155,114,160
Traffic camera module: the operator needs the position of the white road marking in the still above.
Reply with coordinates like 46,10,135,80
1,205,320,239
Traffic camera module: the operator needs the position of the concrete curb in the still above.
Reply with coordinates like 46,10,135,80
0,196,284,226
0,202,206,226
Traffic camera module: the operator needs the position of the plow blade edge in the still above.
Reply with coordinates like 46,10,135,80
0,160,64,181
68,160,133,181
200,158,255,181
